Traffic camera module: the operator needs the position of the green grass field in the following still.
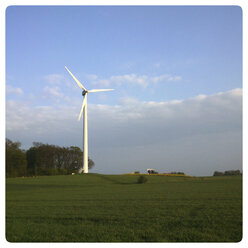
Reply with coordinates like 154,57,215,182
6,174,242,242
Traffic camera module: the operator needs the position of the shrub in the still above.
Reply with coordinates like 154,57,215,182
177,172,185,175
137,175,148,184
224,170,241,176
213,170,241,176
213,171,224,176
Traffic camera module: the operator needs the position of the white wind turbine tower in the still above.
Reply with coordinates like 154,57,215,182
65,66,114,174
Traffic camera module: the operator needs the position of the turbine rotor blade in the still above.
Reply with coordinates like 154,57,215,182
88,89,114,93
65,66,87,91
78,95,87,121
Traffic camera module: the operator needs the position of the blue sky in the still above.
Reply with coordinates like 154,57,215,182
5,6,242,175
6,6,242,102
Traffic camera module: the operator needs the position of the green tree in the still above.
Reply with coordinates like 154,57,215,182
6,139,27,177
26,142,95,176
213,171,224,176
68,146,94,172
26,147,38,175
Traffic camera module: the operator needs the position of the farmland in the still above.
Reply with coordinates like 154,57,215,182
6,174,242,242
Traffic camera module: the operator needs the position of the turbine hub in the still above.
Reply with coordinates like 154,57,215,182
82,90,87,96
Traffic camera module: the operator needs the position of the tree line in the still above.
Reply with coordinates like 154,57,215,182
6,139,94,177
213,170,241,176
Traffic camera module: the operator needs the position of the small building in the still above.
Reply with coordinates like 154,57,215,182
147,168,158,174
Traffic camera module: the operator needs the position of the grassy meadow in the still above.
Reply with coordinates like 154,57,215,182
6,174,242,242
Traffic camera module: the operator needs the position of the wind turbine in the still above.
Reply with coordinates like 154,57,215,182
65,66,114,173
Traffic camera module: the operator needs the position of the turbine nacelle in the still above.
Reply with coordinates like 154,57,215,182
65,66,114,121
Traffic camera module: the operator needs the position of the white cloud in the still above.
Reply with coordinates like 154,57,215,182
90,73,182,88
6,88,242,176
6,85,23,95
168,75,182,81
154,62,161,68
43,74,73,88
85,74,98,81
118,96,139,105
43,86,64,98
50,71,182,89
195,94,207,100
43,74,64,84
